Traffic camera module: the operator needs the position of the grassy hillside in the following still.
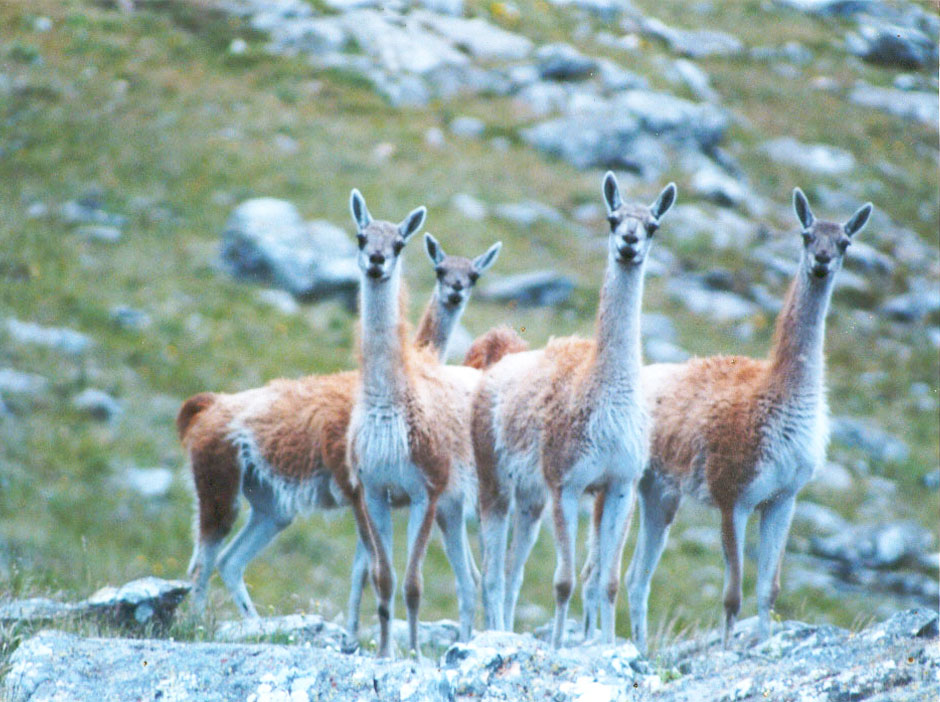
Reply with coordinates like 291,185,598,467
1,0,937,662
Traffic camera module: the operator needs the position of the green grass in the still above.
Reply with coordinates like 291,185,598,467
0,0,937,675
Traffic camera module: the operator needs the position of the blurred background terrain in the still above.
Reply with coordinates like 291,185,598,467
0,0,937,662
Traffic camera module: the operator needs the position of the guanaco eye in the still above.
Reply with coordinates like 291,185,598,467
837,238,851,251
468,271,479,285
435,267,445,280
801,231,814,245
392,240,405,255
647,221,659,235
356,233,366,249
607,215,620,228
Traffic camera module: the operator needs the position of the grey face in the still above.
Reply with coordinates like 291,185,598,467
349,188,426,283
602,172,676,267
793,187,872,281
424,233,501,308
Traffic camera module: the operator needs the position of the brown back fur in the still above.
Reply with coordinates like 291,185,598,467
463,326,529,370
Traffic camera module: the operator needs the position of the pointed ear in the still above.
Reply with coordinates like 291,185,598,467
793,187,814,230
844,202,873,238
650,182,677,221
424,232,445,265
602,171,622,214
398,206,426,241
350,188,372,230
472,241,502,274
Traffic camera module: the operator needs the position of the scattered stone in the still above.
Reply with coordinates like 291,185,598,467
772,0,890,17
639,16,744,58
843,239,894,275
672,58,717,101
546,0,635,19
572,202,604,223
451,193,487,221
74,224,122,243
109,305,152,330
689,164,747,207
668,204,757,249
535,43,598,81
60,197,126,228
514,80,570,116
597,59,647,93
644,338,690,363
220,198,358,305
390,618,460,654
811,521,934,569
120,467,174,499
479,271,575,307
668,277,759,322
255,288,301,315
793,501,849,535
849,82,938,126
216,613,353,651
830,415,909,463
761,137,856,175
5,318,93,355
419,0,463,15
449,115,485,138
846,20,937,68
0,598,79,624
0,368,48,396
424,126,445,148
642,312,678,343
85,577,191,628
750,41,814,65
922,469,940,491
414,11,533,61
72,388,122,422
813,461,854,492
493,200,563,227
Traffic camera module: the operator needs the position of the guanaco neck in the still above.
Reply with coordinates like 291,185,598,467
768,264,835,401
589,255,646,389
414,290,463,361
358,266,410,407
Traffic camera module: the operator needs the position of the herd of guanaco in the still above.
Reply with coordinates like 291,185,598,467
177,172,873,657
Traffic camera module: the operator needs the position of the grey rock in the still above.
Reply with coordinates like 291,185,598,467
761,137,856,175
811,521,934,569
265,17,348,55
84,577,191,628
322,0,381,11
119,467,174,499
844,239,894,275
256,288,301,315
644,338,690,363
419,0,463,15
846,20,937,68
480,270,575,307
668,277,759,322
446,323,474,363
515,80,570,115
672,58,717,101
414,11,533,61
597,58,647,93
5,318,93,355
535,43,598,80
922,469,940,490
0,598,78,624
449,115,485,138
679,526,721,550
642,312,678,343
793,501,849,535
451,193,487,221
882,291,940,322
109,305,152,330
74,224,122,243
849,82,939,126
0,368,48,396
813,461,854,492
668,203,757,249
612,89,728,150
59,197,126,228
689,164,747,207
639,16,744,58
72,388,122,421
750,41,814,65
772,0,888,16
546,0,635,19
830,415,909,463
215,613,353,651
390,618,460,653
493,200,563,227
220,198,358,304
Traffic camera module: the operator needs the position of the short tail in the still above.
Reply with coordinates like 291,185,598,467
463,326,529,370
176,392,216,441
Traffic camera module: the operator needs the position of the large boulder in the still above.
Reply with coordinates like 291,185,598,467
849,83,939,126
846,20,938,68
639,16,744,58
761,137,856,175
479,270,575,307
5,319,93,355
219,198,359,306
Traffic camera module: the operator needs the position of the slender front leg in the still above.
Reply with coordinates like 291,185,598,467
756,494,795,641
346,537,370,638
595,479,636,645
720,504,748,649
364,487,395,658
580,491,605,641
551,485,580,649
625,470,680,655
189,537,223,616
504,498,546,632
404,492,439,654
436,495,477,642
479,503,510,630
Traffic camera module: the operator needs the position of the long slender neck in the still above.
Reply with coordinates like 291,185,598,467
414,290,462,361
590,257,645,386
359,267,408,402
769,266,834,398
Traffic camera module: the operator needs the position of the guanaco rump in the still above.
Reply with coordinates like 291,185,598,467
472,172,677,648
346,189,492,657
177,228,501,632
622,188,873,653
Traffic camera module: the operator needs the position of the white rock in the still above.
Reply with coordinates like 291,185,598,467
452,193,487,221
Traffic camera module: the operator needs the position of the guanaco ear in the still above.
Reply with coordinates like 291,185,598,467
472,241,502,274
602,171,622,214
350,188,372,231
424,232,445,265
844,202,873,238
398,206,427,242
793,187,814,231
650,182,677,221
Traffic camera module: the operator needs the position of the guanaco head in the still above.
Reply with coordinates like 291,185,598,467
602,171,676,267
793,187,873,280
424,233,502,310
349,188,426,283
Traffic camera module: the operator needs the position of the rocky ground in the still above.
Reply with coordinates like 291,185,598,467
2,589,937,702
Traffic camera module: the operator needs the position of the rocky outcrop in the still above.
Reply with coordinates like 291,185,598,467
4,609,938,701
